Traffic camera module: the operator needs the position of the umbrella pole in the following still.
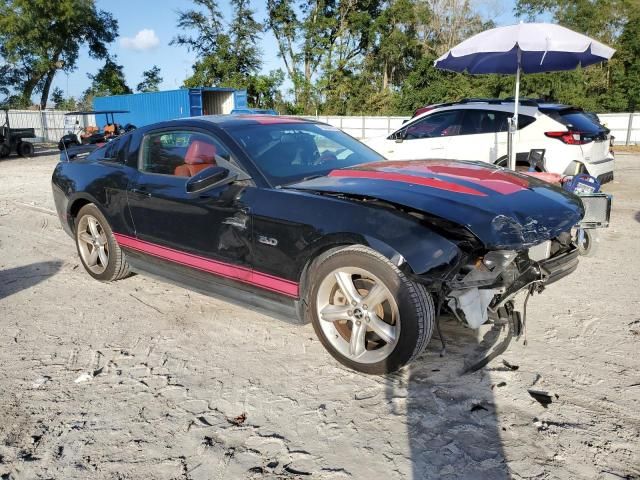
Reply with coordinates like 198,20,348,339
509,49,522,171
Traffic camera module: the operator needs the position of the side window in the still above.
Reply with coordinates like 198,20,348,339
518,115,536,130
462,111,535,134
461,110,500,135
403,111,462,140
140,130,234,177
99,136,131,163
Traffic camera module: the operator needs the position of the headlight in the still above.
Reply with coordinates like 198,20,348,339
482,250,518,272
455,250,519,287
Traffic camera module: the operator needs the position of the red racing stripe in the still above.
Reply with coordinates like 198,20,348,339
328,170,487,196
114,233,299,298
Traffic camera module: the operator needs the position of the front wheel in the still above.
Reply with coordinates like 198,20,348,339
75,204,130,282
308,245,434,374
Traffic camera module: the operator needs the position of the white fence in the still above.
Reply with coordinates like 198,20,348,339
6,109,639,144
5,110,95,143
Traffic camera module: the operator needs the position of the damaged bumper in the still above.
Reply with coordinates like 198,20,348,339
445,242,579,329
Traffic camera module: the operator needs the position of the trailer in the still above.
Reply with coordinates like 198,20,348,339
93,87,248,128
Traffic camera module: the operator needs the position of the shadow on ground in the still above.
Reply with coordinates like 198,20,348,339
0,261,63,300
391,317,511,479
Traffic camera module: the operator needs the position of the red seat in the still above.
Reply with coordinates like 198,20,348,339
174,140,217,177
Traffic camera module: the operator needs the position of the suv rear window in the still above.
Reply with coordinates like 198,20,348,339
545,109,603,133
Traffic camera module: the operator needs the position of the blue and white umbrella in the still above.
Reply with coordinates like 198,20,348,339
435,23,615,169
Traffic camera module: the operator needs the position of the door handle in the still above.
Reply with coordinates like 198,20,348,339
130,188,151,198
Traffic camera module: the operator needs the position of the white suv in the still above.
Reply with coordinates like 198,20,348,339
365,99,615,183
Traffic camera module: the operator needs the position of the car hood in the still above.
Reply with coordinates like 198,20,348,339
286,160,583,250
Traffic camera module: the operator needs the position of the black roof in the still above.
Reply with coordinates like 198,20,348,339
183,114,318,128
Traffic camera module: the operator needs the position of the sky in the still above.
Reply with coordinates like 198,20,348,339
51,0,519,101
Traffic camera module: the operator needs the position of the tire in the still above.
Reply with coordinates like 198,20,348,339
17,141,34,157
308,245,435,374
0,143,9,158
495,156,535,172
576,228,598,256
75,204,130,282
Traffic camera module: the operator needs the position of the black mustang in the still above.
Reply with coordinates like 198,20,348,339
52,115,583,374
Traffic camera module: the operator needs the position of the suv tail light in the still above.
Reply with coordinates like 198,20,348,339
544,130,592,145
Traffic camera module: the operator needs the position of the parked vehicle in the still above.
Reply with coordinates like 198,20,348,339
366,99,615,184
58,110,134,151
0,108,35,158
52,115,587,374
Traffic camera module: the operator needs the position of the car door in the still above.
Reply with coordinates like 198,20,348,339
383,110,463,160
446,109,510,163
126,127,254,274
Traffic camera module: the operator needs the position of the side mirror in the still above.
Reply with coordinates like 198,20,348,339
394,129,407,143
185,166,236,194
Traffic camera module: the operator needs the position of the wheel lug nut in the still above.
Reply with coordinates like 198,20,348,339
356,320,361,326
362,304,368,310
347,310,353,316
351,300,357,306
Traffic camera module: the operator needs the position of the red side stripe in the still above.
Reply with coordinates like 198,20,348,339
114,233,299,298
328,170,487,196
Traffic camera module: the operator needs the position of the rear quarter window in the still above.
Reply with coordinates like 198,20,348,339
546,110,602,133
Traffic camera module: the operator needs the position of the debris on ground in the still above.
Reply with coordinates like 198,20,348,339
528,389,559,408
226,412,247,426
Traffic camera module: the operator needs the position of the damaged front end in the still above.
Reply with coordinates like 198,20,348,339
434,233,579,371
447,232,578,327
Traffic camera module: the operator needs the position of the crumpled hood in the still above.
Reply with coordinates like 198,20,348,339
287,160,583,250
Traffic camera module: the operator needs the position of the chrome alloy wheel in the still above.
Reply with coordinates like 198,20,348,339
77,215,109,274
316,267,400,364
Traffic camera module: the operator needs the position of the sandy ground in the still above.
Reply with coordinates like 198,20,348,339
0,149,638,480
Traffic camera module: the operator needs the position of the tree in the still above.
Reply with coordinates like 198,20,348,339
50,86,77,110
51,87,65,108
229,0,262,77
172,0,234,85
515,0,640,112
84,57,132,98
174,0,284,108
615,8,640,110
136,66,163,93
0,0,118,109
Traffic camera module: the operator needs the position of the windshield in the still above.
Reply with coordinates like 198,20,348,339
226,122,385,186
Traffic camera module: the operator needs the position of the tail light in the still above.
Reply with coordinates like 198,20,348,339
544,130,592,145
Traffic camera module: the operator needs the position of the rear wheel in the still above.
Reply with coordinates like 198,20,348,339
17,141,34,157
75,204,130,282
0,143,9,158
495,156,538,172
308,245,434,374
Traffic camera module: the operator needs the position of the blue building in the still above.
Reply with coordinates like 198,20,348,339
93,87,248,128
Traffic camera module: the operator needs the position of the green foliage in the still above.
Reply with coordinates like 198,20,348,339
136,66,163,93
0,0,118,108
84,57,132,98
51,87,77,110
175,0,284,108
513,0,640,112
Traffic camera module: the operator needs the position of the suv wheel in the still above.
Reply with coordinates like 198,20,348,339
308,245,434,374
